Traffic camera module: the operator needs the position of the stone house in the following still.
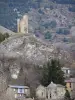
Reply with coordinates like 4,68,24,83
8,85,30,99
47,82,65,99
36,82,66,100
7,77,30,100
36,85,46,99
47,82,57,99
56,84,66,99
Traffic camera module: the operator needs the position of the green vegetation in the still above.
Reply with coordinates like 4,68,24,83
65,90,71,100
44,31,52,40
50,21,57,28
40,59,65,86
69,6,75,12
56,28,70,35
0,33,9,43
53,0,75,4
43,21,57,29
63,38,69,42
38,9,44,14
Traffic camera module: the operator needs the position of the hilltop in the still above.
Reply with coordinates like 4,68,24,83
0,0,75,43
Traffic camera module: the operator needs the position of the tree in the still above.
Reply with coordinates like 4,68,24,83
50,21,57,28
65,90,71,100
40,59,65,86
0,33,5,43
4,33,9,39
44,31,52,40
56,28,70,35
0,33,9,43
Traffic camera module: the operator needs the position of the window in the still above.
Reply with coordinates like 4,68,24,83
18,88,24,94
66,69,70,74
50,93,51,98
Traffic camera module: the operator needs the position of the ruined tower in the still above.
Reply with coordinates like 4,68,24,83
17,15,28,34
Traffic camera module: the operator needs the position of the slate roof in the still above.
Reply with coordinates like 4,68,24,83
9,85,29,89
47,82,57,88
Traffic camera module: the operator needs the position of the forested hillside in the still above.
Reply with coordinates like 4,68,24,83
0,0,75,42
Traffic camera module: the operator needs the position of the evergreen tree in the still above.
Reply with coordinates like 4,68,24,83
65,90,71,100
40,59,65,86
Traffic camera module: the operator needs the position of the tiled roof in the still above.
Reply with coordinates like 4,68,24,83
65,78,75,83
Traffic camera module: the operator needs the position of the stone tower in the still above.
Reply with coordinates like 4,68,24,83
17,19,20,33
17,15,28,34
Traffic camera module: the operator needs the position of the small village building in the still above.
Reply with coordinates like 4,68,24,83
65,78,75,92
7,69,30,100
8,85,30,99
62,67,75,78
47,82,57,99
62,67,71,78
36,82,66,100
65,78,75,99
36,85,46,99
56,84,66,99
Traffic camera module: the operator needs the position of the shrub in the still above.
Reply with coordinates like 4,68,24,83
44,31,52,40
69,6,75,12
4,33,9,38
56,28,70,35
43,21,57,29
0,33,9,43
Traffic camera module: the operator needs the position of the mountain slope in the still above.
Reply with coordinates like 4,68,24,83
0,25,16,35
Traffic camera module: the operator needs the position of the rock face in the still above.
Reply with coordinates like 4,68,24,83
0,33,73,99
0,33,56,65
0,33,72,70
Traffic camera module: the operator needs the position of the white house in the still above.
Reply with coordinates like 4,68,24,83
47,82,57,99
36,82,66,100
8,85,30,99
36,85,46,99
62,67,71,77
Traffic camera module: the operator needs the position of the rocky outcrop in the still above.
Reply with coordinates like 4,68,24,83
0,33,73,99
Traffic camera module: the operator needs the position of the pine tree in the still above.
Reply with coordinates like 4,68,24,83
40,59,65,86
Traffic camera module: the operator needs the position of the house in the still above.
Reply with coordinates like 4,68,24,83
36,85,46,99
65,78,75,92
36,82,66,100
7,68,30,100
62,67,71,78
62,67,75,78
47,82,65,99
8,85,30,99
47,82,57,99
56,84,66,99
65,78,75,99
